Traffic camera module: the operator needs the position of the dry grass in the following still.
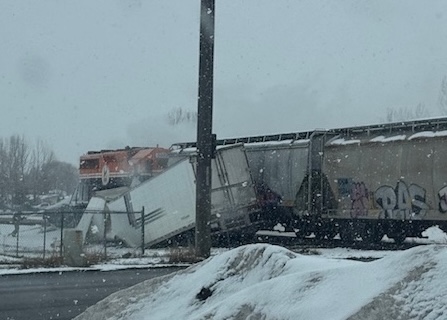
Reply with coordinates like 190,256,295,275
83,249,106,265
21,254,63,269
20,249,107,269
168,247,202,264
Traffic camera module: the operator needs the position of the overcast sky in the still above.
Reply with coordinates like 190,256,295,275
1,0,447,164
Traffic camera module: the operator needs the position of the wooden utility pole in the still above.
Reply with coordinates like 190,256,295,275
195,0,215,259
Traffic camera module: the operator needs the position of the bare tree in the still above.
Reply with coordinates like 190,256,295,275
6,135,29,206
384,103,430,123
414,103,430,118
0,135,77,208
0,139,8,207
28,139,55,202
438,76,447,115
41,160,79,195
166,107,197,125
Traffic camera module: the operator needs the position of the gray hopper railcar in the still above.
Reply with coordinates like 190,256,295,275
294,118,447,243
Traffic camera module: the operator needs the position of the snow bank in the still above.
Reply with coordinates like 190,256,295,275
422,226,447,243
74,244,447,320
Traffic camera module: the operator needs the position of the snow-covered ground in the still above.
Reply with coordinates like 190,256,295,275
74,243,447,320
0,222,61,257
2,226,447,319
0,226,446,319
1,226,446,272
0,246,220,275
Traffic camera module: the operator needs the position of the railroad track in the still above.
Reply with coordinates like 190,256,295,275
254,232,432,252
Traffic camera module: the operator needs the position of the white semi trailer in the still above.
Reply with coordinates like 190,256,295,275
76,144,258,248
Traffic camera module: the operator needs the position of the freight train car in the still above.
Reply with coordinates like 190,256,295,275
294,118,447,243
243,139,309,230
173,132,330,232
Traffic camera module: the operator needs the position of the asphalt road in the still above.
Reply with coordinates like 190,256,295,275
0,267,183,320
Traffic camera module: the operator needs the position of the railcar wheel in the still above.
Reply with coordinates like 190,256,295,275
294,219,312,239
325,229,337,240
339,228,354,243
371,231,384,243
313,222,337,240
313,229,326,240
391,232,406,245
362,224,384,243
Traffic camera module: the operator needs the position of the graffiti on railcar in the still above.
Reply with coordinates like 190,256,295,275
374,181,428,219
350,182,369,218
438,186,447,213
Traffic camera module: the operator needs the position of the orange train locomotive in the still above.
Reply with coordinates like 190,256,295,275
74,146,170,204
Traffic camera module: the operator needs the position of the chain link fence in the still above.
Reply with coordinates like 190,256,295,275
0,209,145,262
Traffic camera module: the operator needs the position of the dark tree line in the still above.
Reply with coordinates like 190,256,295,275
0,135,78,209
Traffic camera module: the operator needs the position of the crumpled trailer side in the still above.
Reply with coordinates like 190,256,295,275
77,144,259,248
